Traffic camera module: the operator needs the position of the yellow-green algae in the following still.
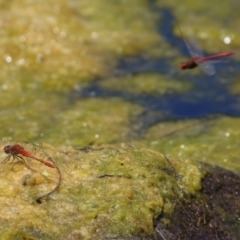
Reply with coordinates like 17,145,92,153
0,142,202,239
39,98,143,146
1,0,237,152
0,2,238,238
0,95,143,145
156,0,239,51
132,116,240,173
0,0,165,93
0,92,68,142
229,74,240,95
0,0,174,146
99,73,193,96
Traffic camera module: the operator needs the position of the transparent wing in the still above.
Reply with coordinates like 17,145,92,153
185,36,216,75
197,61,215,75
184,36,204,58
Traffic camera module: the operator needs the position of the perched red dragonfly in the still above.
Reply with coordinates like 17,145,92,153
3,144,55,168
178,31,234,75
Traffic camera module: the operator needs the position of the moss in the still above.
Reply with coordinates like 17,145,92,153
6,231,36,240
229,74,240,95
40,98,142,146
99,73,192,96
133,117,240,173
0,142,202,238
0,0,170,146
0,0,163,93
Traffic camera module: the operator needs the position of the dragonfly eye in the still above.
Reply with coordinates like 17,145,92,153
179,62,187,69
4,145,11,154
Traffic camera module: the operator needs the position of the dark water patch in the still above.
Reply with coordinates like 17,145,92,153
115,56,170,76
71,78,240,132
70,4,240,132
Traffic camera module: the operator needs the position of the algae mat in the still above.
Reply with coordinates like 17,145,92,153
0,0,161,145
0,1,239,238
0,143,202,239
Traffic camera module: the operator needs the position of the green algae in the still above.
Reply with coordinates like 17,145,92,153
132,116,240,173
5,231,36,240
229,74,240,95
39,98,142,146
0,91,67,142
0,95,143,145
0,0,238,173
0,143,203,239
156,0,239,51
99,73,193,96
0,1,238,237
0,0,164,93
0,0,171,146
1,0,236,150
68,0,166,57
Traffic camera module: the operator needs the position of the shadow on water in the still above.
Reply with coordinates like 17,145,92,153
70,1,240,132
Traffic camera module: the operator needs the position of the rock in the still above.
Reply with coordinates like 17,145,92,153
0,143,202,239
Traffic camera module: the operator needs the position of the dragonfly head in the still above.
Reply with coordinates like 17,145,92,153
179,62,188,70
3,145,11,154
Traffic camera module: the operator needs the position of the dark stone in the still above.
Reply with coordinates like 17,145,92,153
155,163,240,240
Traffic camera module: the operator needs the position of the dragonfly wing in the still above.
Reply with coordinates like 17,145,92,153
197,61,215,75
185,36,215,75
184,36,204,58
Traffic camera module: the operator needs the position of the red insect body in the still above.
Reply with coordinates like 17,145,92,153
179,52,234,74
178,26,234,75
196,52,234,62
3,144,55,168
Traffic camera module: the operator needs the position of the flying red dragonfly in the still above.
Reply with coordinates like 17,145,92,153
178,31,234,75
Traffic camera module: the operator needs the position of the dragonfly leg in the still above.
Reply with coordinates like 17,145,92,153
2,155,11,164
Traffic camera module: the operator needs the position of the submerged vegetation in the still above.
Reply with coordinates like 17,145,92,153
0,0,239,239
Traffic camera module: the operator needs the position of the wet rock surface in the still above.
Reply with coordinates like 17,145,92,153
0,143,239,239
0,143,201,239
155,163,240,240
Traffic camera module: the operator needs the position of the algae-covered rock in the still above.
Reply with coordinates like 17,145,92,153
0,142,202,239
156,163,240,240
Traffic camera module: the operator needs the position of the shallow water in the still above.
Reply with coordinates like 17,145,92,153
0,2,239,239
0,0,239,172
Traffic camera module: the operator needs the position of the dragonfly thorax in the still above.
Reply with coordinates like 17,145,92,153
179,59,198,70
